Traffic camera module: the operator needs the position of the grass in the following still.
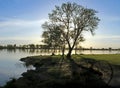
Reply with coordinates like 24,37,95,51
72,54,120,65
28,54,120,65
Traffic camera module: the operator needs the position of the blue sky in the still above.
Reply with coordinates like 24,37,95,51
0,0,120,48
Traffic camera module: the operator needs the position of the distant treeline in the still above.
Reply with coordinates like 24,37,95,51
0,44,120,51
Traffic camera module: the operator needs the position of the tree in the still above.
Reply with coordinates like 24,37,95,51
42,2,100,59
29,44,35,49
42,22,65,53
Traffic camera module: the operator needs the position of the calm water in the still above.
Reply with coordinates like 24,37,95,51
0,49,40,86
0,49,120,86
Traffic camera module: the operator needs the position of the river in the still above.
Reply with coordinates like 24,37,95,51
0,49,120,86
0,49,40,86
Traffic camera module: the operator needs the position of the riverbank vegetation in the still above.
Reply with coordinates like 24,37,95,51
0,44,120,51
2,54,120,88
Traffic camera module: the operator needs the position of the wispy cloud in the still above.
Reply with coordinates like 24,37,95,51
0,36,41,40
0,18,47,27
94,35,120,39
81,35,120,48
0,18,47,45
85,35,120,40
0,18,48,37
0,36,42,45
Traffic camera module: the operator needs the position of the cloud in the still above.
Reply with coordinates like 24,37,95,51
81,35,120,48
0,36,43,45
94,35,120,40
0,18,48,45
0,18,47,27
0,18,48,37
84,33,120,40
0,36,41,40
96,35,120,41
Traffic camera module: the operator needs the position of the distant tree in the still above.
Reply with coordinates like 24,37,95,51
21,45,28,49
13,44,16,49
29,44,35,49
0,45,4,49
7,44,14,49
42,2,100,59
36,44,40,49
109,47,112,51
90,47,93,50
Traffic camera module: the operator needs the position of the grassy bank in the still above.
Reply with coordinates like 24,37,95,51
23,54,120,65
3,54,120,88
72,54,120,65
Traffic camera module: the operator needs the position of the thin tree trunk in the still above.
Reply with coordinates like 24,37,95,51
62,45,65,58
66,48,72,59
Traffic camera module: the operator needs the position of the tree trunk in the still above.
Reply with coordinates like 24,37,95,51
62,46,65,59
66,48,72,59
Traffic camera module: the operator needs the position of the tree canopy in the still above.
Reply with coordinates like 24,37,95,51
42,2,100,59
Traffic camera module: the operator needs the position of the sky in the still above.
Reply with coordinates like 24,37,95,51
0,0,120,48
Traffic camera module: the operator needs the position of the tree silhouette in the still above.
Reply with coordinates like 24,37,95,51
42,2,100,59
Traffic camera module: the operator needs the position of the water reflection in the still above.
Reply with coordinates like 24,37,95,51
0,49,40,86
4,49,120,55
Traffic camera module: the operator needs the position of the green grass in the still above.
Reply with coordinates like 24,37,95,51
72,54,120,65
27,54,120,65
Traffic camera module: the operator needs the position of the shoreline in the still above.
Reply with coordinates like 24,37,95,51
2,54,120,88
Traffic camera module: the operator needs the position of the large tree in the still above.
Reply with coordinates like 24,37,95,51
42,2,100,59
